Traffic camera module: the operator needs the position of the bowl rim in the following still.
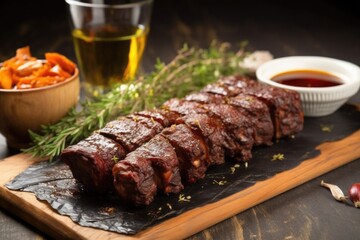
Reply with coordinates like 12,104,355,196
256,56,360,93
0,63,79,93
65,0,153,9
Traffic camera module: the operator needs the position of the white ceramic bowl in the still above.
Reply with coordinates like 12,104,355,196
256,56,360,117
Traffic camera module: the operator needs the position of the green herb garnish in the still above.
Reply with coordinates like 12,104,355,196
320,124,334,132
271,153,285,161
178,194,191,202
112,156,119,164
213,180,227,185
22,41,249,161
230,164,240,174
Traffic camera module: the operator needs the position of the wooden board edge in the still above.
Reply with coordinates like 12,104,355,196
0,188,84,240
0,154,132,240
137,129,360,239
0,183,132,240
0,129,359,239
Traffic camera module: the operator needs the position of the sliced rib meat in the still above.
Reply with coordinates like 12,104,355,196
202,75,303,138
185,91,273,146
113,135,183,205
126,114,163,133
112,155,156,205
60,133,126,192
162,98,207,116
161,124,208,184
244,86,304,138
204,103,255,161
184,92,225,105
176,112,228,165
226,93,273,146
134,109,181,128
163,98,255,162
99,117,163,152
218,75,258,90
61,74,304,206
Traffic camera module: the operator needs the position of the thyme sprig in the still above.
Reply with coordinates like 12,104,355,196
22,41,249,161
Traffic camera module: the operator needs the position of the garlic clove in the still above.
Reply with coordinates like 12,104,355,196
321,180,347,202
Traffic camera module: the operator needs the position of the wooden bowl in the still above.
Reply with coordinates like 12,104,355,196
0,68,80,149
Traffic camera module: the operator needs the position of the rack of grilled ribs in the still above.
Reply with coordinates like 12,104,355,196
60,75,304,205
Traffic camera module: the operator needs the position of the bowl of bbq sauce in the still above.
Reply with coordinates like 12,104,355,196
256,56,360,117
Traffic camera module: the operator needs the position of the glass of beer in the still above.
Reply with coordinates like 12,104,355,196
65,0,153,97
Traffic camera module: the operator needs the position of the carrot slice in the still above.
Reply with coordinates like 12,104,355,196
16,46,32,58
49,65,72,79
16,75,36,86
3,46,36,72
0,68,13,89
15,60,43,77
33,63,52,77
1,47,76,89
11,72,21,85
33,76,61,88
45,53,76,75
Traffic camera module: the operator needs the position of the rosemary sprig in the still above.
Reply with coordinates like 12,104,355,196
22,41,249,161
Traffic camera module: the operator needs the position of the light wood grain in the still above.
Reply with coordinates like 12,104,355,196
1,129,360,240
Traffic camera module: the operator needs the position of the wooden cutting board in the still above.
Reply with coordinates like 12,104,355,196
0,129,359,240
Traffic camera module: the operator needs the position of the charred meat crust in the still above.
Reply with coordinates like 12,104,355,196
201,75,304,138
61,75,304,206
161,124,208,184
60,133,126,192
112,135,183,205
184,91,273,146
99,117,163,152
133,109,181,127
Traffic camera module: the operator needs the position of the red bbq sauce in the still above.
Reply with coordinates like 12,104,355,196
271,70,343,88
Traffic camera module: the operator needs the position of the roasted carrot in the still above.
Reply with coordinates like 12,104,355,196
0,46,76,89
32,76,61,88
15,60,43,77
49,65,72,79
0,68,13,89
45,53,76,75
15,46,32,59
